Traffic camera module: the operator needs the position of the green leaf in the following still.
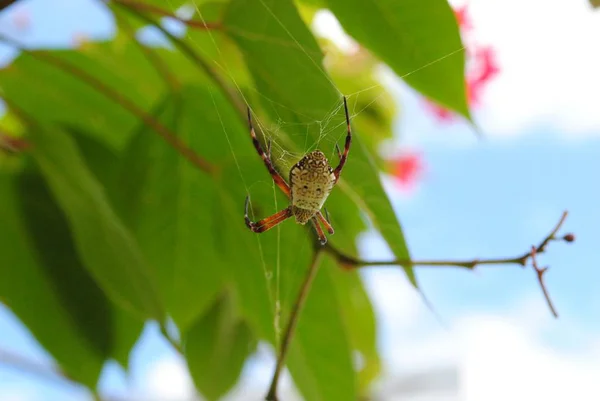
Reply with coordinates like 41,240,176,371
329,265,380,392
0,34,202,151
15,172,113,358
27,124,163,319
172,85,275,339
12,170,142,370
69,130,145,368
184,293,257,401
223,0,414,283
323,0,469,118
110,307,143,369
0,0,411,394
284,253,357,401
116,90,223,330
0,174,105,387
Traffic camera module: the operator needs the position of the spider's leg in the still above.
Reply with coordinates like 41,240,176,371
247,107,291,198
333,96,352,183
244,196,292,233
316,211,334,235
310,217,328,245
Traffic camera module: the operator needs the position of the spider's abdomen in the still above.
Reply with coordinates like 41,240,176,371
289,150,336,224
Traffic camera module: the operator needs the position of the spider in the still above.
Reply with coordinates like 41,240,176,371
244,97,352,245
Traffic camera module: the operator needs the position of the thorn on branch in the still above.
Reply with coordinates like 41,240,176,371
530,246,558,318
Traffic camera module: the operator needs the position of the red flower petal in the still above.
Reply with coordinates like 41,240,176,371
389,152,424,189
422,7,500,123
454,5,473,31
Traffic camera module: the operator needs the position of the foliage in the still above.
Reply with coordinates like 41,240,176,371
0,0,468,399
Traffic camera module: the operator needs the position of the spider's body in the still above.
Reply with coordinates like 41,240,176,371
289,150,336,224
244,97,352,245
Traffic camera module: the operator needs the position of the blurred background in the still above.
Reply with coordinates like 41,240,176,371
1,0,599,400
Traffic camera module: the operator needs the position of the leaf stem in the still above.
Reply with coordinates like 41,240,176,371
112,8,180,92
0,34,215,175
266,248,325,401
108,0,247,119
109,0,222,31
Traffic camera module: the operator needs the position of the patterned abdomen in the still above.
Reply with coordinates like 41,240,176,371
289,150,336,224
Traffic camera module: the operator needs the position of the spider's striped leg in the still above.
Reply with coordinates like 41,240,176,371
333,96,352,182
247,107,291,198
244,196,292,233
316,211,334,235
310,217,328,245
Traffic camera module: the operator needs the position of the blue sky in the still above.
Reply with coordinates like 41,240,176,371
1,0,599,400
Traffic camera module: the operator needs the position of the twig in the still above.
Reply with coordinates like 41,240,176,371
266,249,325,401
109,0,222,31
326,211,570,270
0,34,215,174
530,246,558,318
325,211,572,317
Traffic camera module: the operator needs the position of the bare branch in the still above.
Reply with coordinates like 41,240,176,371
325,211,573,317
530,246,558,318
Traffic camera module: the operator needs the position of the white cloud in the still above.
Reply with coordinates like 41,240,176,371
362,253,600,401
142,356,196,400
460,315,600,401
0,389,36,401
371,297,600,401
460,0,600,137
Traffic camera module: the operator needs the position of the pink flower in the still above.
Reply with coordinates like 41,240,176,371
388,151,424,189
424,5,500,122
12,8,31,32
467,46,500,105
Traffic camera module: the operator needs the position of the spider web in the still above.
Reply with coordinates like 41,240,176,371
164,0,464,348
